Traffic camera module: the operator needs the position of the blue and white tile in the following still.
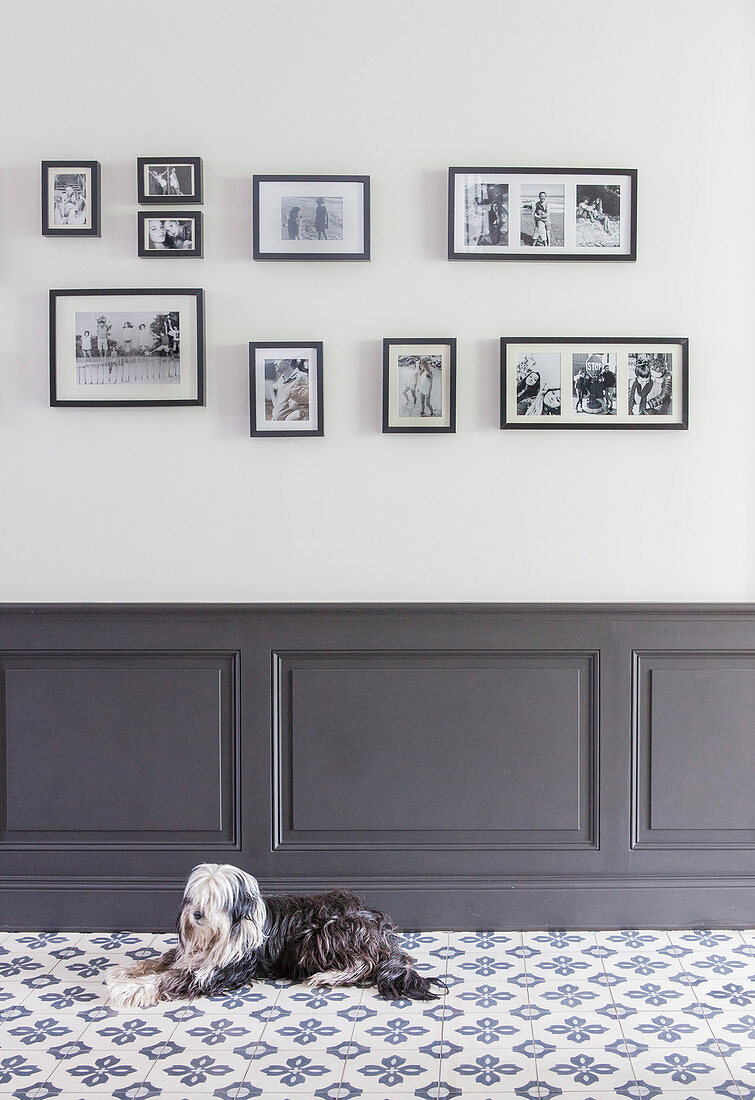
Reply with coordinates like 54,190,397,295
146,1050,255,1091
535,1048,629,1091
630,1046,745,1091
621,1011,715,1047
328,1048,436,1093
84,1013,180,1048
169,1014,263,1050
18,982,107,1014
1,1013,90,1049
237,1051,348,1092
441,1009,530,1048
531,1009,625,1047
440,1050,532,1091
353,1012,436,1046
46,1050,157,1090
0,1051,60,1089
275,985,361,1015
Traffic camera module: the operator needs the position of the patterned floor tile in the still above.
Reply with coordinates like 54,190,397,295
322,1048,436,1093
46,1050,158,1090
0,1052,60,1089
238,1051,348,1092
531,1009,625,1047
630,1046,747,1090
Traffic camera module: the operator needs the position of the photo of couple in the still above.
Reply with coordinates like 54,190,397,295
576,184,621,247
629,354,673,415
516,353,562,416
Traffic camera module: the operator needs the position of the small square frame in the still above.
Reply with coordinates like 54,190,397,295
137,211,203,258
500,336,689,429
41,161,101,237
137,157,203,204
383,338,457,433
253,175,370,261
249,341,324,437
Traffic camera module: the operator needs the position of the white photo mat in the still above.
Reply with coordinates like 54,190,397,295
253,345,319,431
53,292,200,402
453,172,634,256
48,166,92,230
386,343,452,429
504,342,686,426
255,179,365,255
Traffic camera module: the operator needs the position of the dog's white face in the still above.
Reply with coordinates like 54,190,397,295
178,863,266,978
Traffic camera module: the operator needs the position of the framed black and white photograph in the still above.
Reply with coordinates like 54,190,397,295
50,288,205,407
253,175,369,260
41,161,100,237
500,338,688,429
137,211,203,257
249,342,323,437
382,339,456,433
137,157,203,204
449,168,637,261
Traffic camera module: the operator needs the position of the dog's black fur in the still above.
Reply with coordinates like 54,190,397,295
107,867,445,1007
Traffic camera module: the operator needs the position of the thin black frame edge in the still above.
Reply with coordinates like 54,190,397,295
499,336,688,430
136,157,203,205
49,287,206,408
137,211,204,259
252,175,371,262
249,340,324,437
382,337,457,434
41,160,101,238
448,166,637,262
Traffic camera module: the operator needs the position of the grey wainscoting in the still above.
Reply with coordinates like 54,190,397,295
0,605,753,930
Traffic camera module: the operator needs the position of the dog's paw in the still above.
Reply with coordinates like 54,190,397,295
105,966,131,984
107,974,161,1009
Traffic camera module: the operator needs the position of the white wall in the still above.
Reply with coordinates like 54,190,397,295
1,0,753,602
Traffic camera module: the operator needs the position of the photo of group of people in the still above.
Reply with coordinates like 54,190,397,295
74,311,181,385
398,355,442,418
281,196,344,241
503,343,684,428
52,172,89,227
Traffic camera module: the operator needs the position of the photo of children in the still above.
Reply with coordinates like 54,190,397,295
74,311,180,385
572,353,617,415
146,164,194,197
144,218,195,251
52,172,88,227
281,196,344,241
398,355,442,418
520,185,565,247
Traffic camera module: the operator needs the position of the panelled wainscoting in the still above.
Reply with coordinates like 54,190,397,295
0,604,753,930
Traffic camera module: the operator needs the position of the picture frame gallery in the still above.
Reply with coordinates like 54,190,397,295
448,167,638,261
253,175,370,261
49,288,205,408
501,337,689,429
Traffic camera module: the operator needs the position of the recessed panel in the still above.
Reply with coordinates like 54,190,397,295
1,656,238,848
276,652,597,849
650,669,755,830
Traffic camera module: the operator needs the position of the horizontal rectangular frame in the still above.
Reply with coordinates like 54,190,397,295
382,337,457,433
272,648,599,851
0,649,241,851
500,336,689,430
448,166,637,261
49,287,206,408
137,157,203,204
252,174,371,261
249,341,324,437
137,211,203,258
41,160,101,237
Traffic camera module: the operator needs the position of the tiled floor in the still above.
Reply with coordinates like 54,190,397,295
0,929,753,1099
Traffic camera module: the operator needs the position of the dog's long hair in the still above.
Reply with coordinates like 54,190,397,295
107,863,444,1009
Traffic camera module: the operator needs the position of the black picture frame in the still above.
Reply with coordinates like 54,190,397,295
49,288,205,408
137,157,203,204
137,211,203,258
382,338,457,434
249,341,324,437
500,337,689,430
41,160,101,237
448,167,638,261
252,175,370,261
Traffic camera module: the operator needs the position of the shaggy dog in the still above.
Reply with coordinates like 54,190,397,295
106,863,445,1008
